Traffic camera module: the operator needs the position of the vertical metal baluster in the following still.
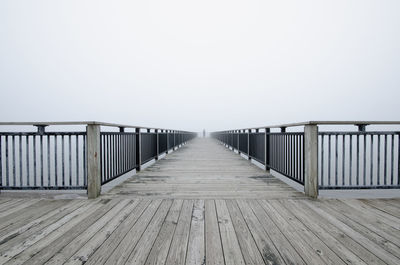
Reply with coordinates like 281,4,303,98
290,135,293,178
335,134,338,186
321,135,324,187
377,135,381,186
297,134,300,181
117,134,120,175
40,135,44,187
391,134,394,185
121,134,124,172
328,135,331,186
12,136,16,186
356,134,359,186
398,133,400,185
68,135,72,186
370,135,374,186
26,136,30,187
384,134,387,185
83,135,87,187
55,135,58,187
6,136,9,187
107,135,110,181
113,134,116,176
342,135,345,186
19,136,23,187
349,135,352,186
62,135,65,187
363,134,367,186
100,135,103,183
47,135,51,187
33,136,36,187
76,135,79,186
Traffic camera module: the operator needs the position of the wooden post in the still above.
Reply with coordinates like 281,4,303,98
155,129,159,160
304,125,318,198
265,128,270,172
135,128,141,171
86,124,101,199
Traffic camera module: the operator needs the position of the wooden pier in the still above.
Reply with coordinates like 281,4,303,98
0,138,399,264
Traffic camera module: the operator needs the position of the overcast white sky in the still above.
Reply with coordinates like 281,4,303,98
0,0,399,132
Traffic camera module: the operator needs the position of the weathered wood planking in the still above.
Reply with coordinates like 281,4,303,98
104,138,305,199
0,138,398,264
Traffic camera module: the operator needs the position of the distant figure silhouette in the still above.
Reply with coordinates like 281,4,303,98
203,129,206,138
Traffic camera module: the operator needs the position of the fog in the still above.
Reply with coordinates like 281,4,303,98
1,0,399,132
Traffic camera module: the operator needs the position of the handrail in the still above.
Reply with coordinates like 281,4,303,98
0,121,193,133
213,121,400,132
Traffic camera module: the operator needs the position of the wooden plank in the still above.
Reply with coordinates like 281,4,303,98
215,200,244,265
247,200,305,265
125,200,173,265
85,199,152,265
268,200,346,265
0,199,41,218
64,200,139,265
165,200,193,265
281,199,368,265
204,200,224,265
103,200,162,265
14,199,122,265
145,200,183,265
0,199,72,241
318,199,400,260
225,200,265,265
45,199,134,264
342,199,400,231
0,200,87,253
0,199,97,264
236,200,285,265
332,200,400,247
186,200,205,265
361,199,400,219
303,200,400,265
258,200,326,265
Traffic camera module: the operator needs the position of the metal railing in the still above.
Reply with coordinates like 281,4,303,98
0,122,197,197
0,131,87,189
211,121,400,197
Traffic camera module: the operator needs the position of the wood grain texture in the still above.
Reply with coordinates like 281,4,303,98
0,138,398,265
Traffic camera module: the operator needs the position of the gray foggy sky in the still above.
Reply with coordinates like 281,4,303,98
1,0,399,132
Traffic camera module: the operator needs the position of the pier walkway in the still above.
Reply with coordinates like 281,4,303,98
0,138,399,264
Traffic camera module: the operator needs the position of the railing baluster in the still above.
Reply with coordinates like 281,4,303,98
76,135,79,186
62,135,65,187
377,135,381,186
349,135,352,186
370,134,374,186
391,134,394,185
342,135,345,186
40,135,43,187
19,136,23,187
384,134,387,185
363,134,366,186
47,135,51,187
12,135,16,186
54,135,58,187
328,135,331,186
335,134,338,186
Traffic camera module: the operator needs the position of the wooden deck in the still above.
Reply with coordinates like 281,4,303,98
0,138,399,264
